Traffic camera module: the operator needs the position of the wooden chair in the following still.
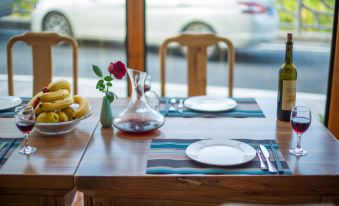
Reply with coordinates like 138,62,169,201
7,32,78,95
160,33,235,97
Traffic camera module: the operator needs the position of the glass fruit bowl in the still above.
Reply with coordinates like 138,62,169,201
34,112,91,135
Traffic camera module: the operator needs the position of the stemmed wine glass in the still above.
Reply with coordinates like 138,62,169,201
15,105,37,155
289,106,311,156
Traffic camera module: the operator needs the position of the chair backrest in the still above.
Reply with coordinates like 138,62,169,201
160,33,234,97
7,32,78,96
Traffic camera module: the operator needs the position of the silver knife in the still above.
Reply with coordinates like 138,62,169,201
259,145,277,173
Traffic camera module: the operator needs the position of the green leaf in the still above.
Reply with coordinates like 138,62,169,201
96,79,104,89
105,91,115,103
104,75,113,81
99,86,105,92
106,82,112,86
93,65,103,77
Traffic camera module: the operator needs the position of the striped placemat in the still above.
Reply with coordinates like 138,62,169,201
146,139,291,175
0,97,31,118
160,97,265,118
0,138,23,169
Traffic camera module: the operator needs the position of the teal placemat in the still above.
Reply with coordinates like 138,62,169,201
0,142,7,152
0,138,23,169
147,139,291,175
160,97,265,118
0,97,31,118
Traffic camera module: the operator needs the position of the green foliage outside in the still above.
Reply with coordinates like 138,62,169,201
277,0,335,32
12,0,37,16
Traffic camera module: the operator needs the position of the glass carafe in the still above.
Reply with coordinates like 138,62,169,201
113,69,164,133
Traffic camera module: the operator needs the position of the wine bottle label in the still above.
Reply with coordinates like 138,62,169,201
282,80,296,110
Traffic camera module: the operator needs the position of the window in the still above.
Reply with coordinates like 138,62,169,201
146,0,335,121
0,0,127,97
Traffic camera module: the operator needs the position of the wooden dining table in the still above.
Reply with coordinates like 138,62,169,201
74,98,339,206
0,99,100,206
0,97,339,206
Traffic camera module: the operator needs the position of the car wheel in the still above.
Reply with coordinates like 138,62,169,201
181,22,219,59
43,12,73,36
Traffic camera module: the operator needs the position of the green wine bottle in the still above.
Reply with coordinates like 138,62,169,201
277,33,297,121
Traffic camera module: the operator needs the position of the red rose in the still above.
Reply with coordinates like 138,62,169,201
108,62,114,74
112,61,126,79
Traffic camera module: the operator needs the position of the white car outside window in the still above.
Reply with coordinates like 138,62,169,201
31,0,279,49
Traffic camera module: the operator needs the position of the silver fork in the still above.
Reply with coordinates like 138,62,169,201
253,141,267,170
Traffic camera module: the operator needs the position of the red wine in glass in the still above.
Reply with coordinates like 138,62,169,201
115,119,163,133
16,120,35,134
15,105,37,155
289,106,311,156
291,117,311,134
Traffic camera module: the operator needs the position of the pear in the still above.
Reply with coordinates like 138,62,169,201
36,111,59,123
62,107,75,120
57,111,68,122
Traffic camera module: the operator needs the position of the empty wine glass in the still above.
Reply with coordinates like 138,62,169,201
15,105,36,155
289,106,311,156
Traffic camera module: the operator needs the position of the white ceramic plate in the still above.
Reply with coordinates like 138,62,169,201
0,96,22,111
186,139,256,166
184,96,237,112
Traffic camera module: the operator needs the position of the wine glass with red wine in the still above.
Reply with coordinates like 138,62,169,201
289,106,311,156
15,105,36,155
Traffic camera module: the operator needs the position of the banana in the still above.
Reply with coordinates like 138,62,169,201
27,91,43,108
36,111,59,123
57,111,68,122
62,107,75,120
47,79,71,93
38,89,70,102
73,95,90,119
39,96,74,111
34,103,44,115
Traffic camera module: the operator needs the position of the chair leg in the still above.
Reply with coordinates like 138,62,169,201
71,191,84,206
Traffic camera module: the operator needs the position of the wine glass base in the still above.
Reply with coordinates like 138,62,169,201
19,146,37,155
289,148,307,156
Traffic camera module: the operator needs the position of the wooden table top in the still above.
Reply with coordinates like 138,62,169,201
75,98,339,178
1,97,338,204
0,99,99,190
74,98,339,205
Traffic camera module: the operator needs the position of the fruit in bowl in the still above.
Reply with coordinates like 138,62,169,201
28,80,91,135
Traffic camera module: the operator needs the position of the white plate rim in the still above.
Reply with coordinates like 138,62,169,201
186,139,256,166
184,96,237,112
0,96,22,111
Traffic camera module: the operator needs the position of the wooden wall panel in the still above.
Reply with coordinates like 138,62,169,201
126,0,145,72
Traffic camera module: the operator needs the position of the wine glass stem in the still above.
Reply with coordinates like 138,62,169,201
25,133,29,147
297,133,302,149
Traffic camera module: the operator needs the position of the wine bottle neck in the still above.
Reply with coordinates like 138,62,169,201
285,42,293,64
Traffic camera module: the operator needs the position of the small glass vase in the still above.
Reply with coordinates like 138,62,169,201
100,96,113,128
